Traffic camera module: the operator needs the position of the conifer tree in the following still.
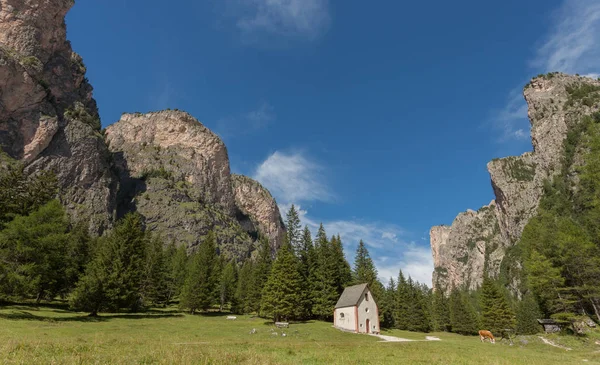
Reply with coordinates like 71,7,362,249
248,236,272,314
449,288,479,335
140,235,169,307
479,276,515,335
516,292,542,335
179,231,219,314
70,213,148,315
311,224,338,319
394,270,410,330
381,278,396,328
260,241,303,321
297,225,316,318
218,260,238,311
234,260,254,314
431,286,451,332
331,234,353,294
165,243,188,302
0,200,74,301
405,277,431,332
285,205,302,254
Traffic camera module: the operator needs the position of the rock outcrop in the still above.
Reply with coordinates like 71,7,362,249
431,73,600,293
0,0,116,233
0,0,285,257
105,111,284,257
232,174,286,251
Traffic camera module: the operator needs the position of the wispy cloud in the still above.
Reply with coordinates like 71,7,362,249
230,0,330,44
489,87,530,142
532,0,600,75
277,203,433,286
246,101,276,128
216,101,275,138
491,0,600,142
253,150,333,204
255,147,433,287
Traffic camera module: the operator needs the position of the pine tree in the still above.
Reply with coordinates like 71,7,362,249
285,205,302,254
140,235,169,307
394,270,410,330
381,278,396,328
331,234,353,294
311,224,338,319
218,260,238,311
260,242,303,321
162,242,188,303
405,277,431,332
297,225,316,319
516,292,542,335
179,231,219,314
248,236,272,314
70,213,148,315
234,260,254,314
431,286,451,332
480,276,516,335
0,163,58,226
449,288,479,335
0,200,74,301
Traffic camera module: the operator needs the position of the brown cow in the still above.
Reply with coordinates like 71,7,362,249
478,330,495,344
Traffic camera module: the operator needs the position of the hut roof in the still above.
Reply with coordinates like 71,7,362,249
335,283,369,309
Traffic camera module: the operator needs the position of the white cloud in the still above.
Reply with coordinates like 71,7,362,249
532,0,600,75
232,0,330,42
253,151,333,204
256,152,433,287
276,202,433,287
492,0,600,143
490,87,530,142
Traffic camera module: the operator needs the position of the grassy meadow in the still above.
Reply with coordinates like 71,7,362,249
0,303,599,364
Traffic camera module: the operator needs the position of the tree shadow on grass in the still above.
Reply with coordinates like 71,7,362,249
0,310,184,322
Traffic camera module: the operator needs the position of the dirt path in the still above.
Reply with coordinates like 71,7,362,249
538,336,572,351
371,334,442,342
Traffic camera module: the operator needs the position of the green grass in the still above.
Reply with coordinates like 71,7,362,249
0,303,599,364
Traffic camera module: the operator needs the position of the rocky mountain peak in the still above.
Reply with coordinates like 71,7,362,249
431,73,600,294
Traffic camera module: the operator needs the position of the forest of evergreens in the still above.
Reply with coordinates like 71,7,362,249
0,156,543,337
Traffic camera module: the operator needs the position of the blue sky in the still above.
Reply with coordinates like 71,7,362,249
66,0,600,286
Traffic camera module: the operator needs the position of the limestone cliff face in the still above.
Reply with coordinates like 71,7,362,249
0,0,116,233
105,111,284,257
431,73,600,293
431,201,504,292
231,174,286,251
0,1,286,257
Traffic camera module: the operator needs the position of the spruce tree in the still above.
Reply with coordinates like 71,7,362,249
479,276,515,335
405,277,431,332
432,286,451,332
234,260,254,314
331,234,352,294
285,205,302,254
260,241,303,321
449,288,479,335
0,200,73,301
297,225,316,319
140,235,169,307
163,243,188,302
179,231,219,314
218,260,238,311
248,236,272,314
394,270,410,330
516,292,542,335
70,213,148,315
381,278,396,328
311,224,338,319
